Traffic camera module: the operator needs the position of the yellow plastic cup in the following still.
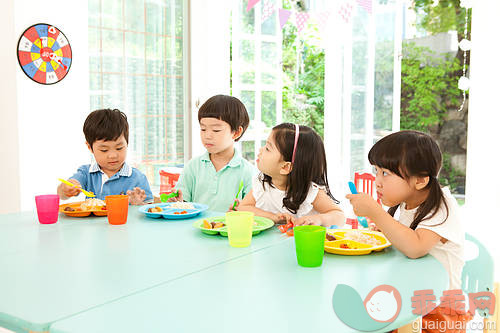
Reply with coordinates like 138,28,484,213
225,211,254,248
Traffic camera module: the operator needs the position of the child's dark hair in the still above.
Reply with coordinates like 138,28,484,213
197,95,249,141
261,123,338,214
84,108,129,149
368,130,448,229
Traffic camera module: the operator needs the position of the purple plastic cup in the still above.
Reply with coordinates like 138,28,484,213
35,194,60,224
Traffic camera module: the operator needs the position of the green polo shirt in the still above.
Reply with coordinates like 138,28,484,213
175,149,257,212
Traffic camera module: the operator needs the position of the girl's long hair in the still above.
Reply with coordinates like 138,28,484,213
368,130,448,230
261,123,338,214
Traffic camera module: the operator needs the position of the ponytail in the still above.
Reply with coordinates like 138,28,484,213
387,177,449,230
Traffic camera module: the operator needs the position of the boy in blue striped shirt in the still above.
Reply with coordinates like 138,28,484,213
57,109,153,204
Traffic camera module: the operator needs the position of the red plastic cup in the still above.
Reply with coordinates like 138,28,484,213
35,194,60,224
105,195,129,225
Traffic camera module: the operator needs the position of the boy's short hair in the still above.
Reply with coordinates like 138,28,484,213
197,95,250,142
84,108,129,149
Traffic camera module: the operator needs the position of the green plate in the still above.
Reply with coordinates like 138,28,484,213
193,216,274,236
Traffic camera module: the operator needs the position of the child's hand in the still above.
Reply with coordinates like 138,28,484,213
345,193,381,218
127,187,146,205
273,213,295,224
228,199,240,212
61,179,82,197
167,189,183,202
294,215,323,226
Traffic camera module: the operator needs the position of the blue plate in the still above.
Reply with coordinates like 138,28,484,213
139,202,208,220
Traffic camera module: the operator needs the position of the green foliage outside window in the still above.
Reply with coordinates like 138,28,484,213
400,43,462,132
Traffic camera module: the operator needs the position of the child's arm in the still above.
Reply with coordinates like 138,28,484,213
346,193,442,259
236,190,291,223
294,189,345,227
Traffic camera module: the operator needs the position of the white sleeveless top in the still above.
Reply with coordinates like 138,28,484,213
252,174,322,218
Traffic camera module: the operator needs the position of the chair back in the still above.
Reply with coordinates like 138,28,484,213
462,233,495,317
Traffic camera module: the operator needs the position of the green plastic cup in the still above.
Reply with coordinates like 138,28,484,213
225,211,254,248
294,225,326,267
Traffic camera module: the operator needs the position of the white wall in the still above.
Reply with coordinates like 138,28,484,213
0,0,21,214
465,0,500,273
12,0,90,211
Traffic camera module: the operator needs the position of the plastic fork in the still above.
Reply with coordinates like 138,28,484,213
58,178,96,197
347,181,368,228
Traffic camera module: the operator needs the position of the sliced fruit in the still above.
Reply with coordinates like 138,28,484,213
202,220,212,229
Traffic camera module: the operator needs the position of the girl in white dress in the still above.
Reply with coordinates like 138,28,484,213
236,123,344,228
346,130,470,332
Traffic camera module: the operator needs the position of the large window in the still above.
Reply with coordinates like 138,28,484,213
325,0,402,188
231,0,282,163
88,0,186,187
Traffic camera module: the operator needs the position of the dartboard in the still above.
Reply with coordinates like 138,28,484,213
17,23,72,85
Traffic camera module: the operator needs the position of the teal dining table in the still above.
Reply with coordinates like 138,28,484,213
0,208,289,332
0,208,449,333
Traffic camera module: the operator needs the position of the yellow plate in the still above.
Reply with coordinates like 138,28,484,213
59,201,107,217
324,229,391,255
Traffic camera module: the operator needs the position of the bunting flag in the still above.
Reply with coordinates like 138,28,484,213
295,12,310,33
279,8,292,29
261,0,276,22
315,10,331,32
356,0,372,14
338,1,354,24
244,0,370,32
246,0,260,12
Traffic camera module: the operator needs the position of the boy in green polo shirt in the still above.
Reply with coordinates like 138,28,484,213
172,95,256,212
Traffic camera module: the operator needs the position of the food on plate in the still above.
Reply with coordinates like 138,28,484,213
170,202,195,209
80,198,106,210
64,206,75,212
148,206,163,213
326,233,336,241
201,220,225,229
173,210,188,215
343,230,382,246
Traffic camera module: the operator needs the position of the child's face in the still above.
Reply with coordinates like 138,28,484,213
373,166,417,207
199,118,239,154
257,132,286,177
87,134,128,174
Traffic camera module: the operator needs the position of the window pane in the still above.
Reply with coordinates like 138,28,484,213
146,0,165,34
101,29,123,72
125,32,145,74
102,74,124,110
240,91,255,120
102,0,123,29
261,91,276,127
89,28,101,72
261,41,277,84
146,35,165,74
125,0,144,31
240,0,255,34
261,0,277,35
88,0,100,26
242,140,255,162
125,76,145,116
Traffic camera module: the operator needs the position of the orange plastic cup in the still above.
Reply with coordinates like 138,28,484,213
105,195,129,225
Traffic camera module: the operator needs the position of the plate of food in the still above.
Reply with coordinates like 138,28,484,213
193,215,274,236
324,229,391,255
139,202,208,220
59,198,107,217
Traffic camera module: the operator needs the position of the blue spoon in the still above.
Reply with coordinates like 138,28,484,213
348,182,369,228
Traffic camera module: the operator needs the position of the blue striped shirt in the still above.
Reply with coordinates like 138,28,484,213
70,162,153,203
